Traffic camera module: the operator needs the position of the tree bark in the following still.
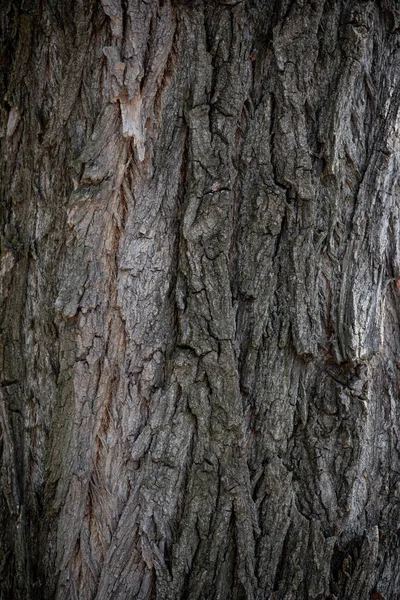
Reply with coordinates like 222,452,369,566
1,0,400,598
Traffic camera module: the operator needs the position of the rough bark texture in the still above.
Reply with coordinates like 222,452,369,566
1,0,400,598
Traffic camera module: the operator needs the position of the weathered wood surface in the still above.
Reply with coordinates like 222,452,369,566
1,1,400,598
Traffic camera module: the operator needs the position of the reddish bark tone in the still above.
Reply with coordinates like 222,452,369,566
1,1,400,599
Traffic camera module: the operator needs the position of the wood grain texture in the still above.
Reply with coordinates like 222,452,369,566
1,1,400,598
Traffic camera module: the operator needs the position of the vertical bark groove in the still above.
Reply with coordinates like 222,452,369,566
1,1,400,599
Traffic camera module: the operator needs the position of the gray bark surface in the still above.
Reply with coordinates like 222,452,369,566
1,1,400,598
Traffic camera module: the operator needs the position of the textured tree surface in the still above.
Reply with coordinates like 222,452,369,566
1,0,400,598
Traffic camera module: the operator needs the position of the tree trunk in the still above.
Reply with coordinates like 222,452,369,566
1,0,400,598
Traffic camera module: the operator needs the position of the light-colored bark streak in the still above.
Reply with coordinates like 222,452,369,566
1,1,400,599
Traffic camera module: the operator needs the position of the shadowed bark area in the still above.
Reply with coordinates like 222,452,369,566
1,0,400,598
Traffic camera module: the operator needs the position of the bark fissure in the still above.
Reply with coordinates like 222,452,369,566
2,1,400,599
